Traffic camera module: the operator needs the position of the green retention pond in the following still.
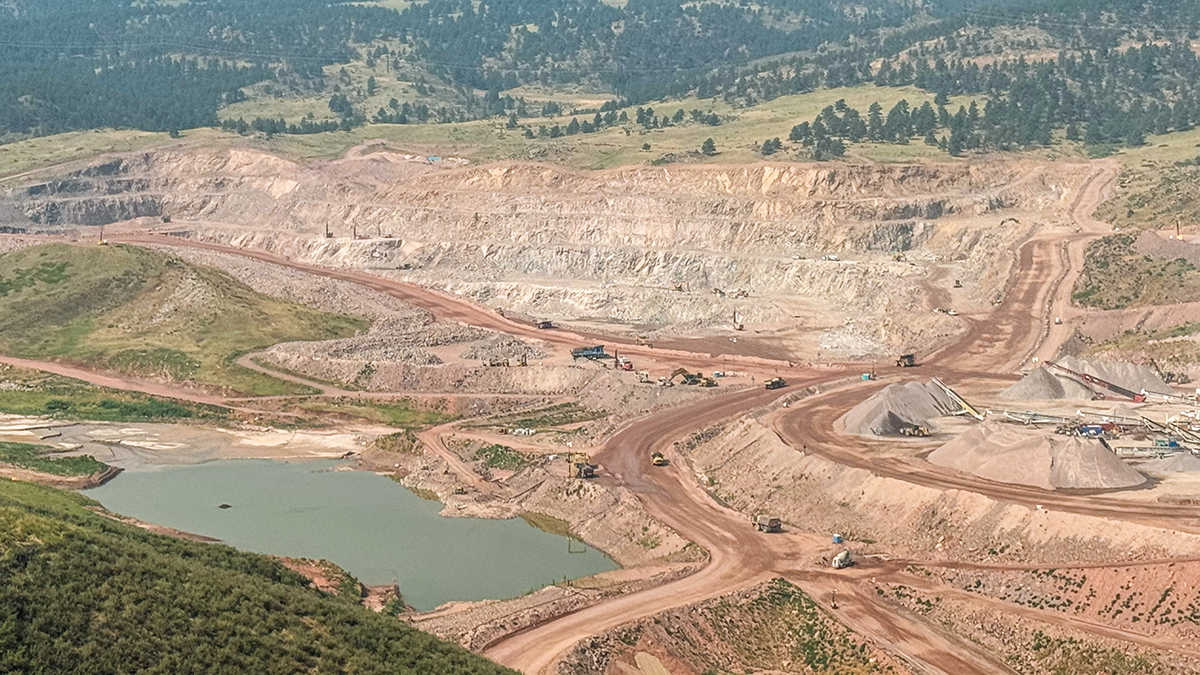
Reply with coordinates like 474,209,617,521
86,459,615,610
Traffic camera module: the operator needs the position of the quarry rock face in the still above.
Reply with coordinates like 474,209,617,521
1,149,1092,354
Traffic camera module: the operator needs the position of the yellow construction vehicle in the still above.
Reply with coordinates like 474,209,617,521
899,423,929,437
765,377,786,390
667,367,703,385
651,451,668,466
570,452,596,478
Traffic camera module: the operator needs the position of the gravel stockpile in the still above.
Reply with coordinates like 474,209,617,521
840,380,961,436
1138,453,1200,474
1001,366,1096,401
1057,356,1171,395
1003,358,1172,400
926,422,1147,490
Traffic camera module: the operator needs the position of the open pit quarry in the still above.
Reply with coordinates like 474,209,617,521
11,148,1200,675
0,148,1096,359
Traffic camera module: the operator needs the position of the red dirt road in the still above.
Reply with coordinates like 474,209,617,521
3,160,1152,673
0,354,226,407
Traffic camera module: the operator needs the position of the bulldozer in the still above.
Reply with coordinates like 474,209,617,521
651,451,668,467
699,376,718,387
895,354,916,368
764,377,787,390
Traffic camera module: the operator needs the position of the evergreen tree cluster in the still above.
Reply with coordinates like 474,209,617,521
0,480,515,674
4,0,1200,144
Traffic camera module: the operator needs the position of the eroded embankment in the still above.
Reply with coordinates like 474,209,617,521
680,415,1200,564
0,150,1094,352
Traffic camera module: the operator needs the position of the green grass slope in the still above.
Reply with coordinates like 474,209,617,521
0,244,368,395
0,479,515,674
1072,234,1200,310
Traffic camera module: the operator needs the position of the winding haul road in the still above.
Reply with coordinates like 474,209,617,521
11,160,1180,672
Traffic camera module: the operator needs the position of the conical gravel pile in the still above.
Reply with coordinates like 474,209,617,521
1139,453,1200,474
926,422,1146,490
1057,356,1171,395
841,380,962,436
1001,366,1096,400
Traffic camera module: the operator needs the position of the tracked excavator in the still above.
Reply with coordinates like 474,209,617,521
666,367,704,386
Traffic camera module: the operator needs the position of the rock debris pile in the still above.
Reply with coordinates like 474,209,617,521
1002,357,1170,400
926,421,1147,490
840,380,961,436
1137,453,1200,474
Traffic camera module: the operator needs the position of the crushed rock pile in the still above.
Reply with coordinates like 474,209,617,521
1058,356,1171,395
1003,357,1171,400
1001,366,1096,400
926,422,1147,490
461,336,547,363
840,380,961,436
1138,453,1200,474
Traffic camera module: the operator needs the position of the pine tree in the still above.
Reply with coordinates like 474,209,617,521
701,138,717,155
867,102,884,141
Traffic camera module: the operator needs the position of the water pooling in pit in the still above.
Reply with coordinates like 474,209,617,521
86,459,615,610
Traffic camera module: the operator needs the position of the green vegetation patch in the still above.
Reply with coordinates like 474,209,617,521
290,397,455,428
0,442,108,477
372,430,420,454
0,365,227,422
1098,156,1200,232
0,244,368,396
1029,631,1159,675
519,512,574,539
1086,323,1200,375
0,479,515,674
474,444,528,470
483,402,607,430
1072,234,1200,310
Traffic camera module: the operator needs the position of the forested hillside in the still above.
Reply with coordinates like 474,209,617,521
3,0,1200,153
0,478,516,674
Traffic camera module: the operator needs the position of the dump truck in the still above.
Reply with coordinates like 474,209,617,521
896,354,916,367
899,423,929,437
570,453,596,479
699,376,718,387
754,515,782,533
571,345,608,360
536,320,554,330
832,550,854,569
651,452,668,466
765,377,787,390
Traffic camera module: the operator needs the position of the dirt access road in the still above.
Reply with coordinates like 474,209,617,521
111,233,802,376
13,161,1133,672
484,161,1170,674
97,233,1015,672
